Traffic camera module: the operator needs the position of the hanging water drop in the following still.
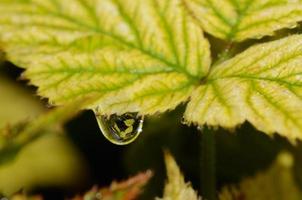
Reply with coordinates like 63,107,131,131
93,109,144,145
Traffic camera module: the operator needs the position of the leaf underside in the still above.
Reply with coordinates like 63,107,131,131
183,0,302,41
0,0,210,115
185,35,302,141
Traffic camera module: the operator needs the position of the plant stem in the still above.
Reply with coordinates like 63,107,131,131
212,42,234,67
200,126,216,200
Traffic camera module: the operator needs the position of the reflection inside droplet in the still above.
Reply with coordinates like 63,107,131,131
93,109,144,145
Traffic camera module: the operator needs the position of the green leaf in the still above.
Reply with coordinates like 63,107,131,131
0,134,87,196
0,75,44,128
183,0,302,42
0,99,87,166
185,35,302,141
0,100,88,195
219,152,302,200
156,151,200,200
0,0,211,115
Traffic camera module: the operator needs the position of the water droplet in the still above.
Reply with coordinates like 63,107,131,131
94,110,144,145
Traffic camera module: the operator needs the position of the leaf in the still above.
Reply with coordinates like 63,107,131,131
0,99,87,169
0,75,44,128
219,152,302,200
0,0,211,115
182,0,302,42
185,35,302,141
70,170,152,200
156,151,200,200
0,134,87,196
0,99,87,152
0,101,88,195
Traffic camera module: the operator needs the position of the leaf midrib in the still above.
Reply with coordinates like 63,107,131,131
27,65,175,76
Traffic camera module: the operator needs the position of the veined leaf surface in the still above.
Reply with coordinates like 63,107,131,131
183,0,302,41
185,35,302,141
0,0,211,115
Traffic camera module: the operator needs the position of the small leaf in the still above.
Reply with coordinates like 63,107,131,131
157,151,200,200
70,170,152,200
185,35,302,141
0,0,211,115
183,0,302,41
219,152,302,200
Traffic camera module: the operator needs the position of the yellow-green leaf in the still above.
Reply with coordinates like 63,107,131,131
156,151,200,200
0,75,44,128
219,152,302,200
183,0,302,42
0,134,87,196
0,99,87,152
0,0,211,115
185,35,302,141
0,101,89,195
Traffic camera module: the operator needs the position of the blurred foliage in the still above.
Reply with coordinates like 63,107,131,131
0,75,44,128
156,152,200,200
71,170,152,200
2,170,152,200
0,134,87,196
0,74,88,197
6,194,43,200
219,152,302,200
